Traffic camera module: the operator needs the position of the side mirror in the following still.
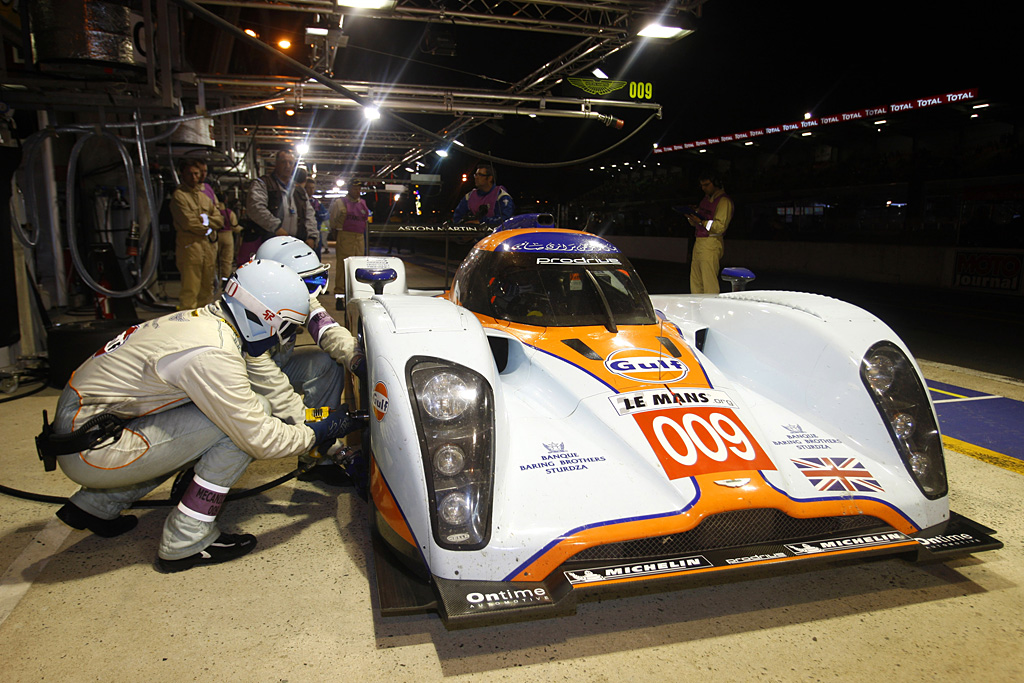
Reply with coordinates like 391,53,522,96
721,267,756,292
355,268,399,295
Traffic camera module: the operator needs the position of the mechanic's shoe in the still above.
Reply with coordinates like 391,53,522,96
298,462,352,487
154,533,257,574
56,502,138,538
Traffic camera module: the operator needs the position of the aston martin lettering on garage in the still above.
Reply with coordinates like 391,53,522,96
565,555,712,583
786,531,910,555
610,388,735,416
604,348,689,383
633,407,775,479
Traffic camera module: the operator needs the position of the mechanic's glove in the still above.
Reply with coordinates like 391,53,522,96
306,405,359,457
349,347,367,383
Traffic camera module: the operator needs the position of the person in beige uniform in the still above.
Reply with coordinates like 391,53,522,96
686,172,734,294
44,259,358,572
171,159,222,309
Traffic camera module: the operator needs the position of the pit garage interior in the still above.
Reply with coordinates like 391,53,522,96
2,1,1023,680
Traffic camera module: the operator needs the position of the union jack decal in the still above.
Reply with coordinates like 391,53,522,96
791,457,884,493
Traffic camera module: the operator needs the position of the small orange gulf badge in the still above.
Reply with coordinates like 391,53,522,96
610,388,774,479
372,382,389,422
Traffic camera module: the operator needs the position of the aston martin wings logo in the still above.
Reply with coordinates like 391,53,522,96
567,77,628,96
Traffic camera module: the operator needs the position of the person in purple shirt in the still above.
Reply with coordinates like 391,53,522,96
453,163,515,226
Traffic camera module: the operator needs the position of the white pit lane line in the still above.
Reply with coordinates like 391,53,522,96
0,517,73,627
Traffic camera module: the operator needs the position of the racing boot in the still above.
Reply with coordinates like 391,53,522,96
156,470,254,573
56,501,137,538
154,533,257,573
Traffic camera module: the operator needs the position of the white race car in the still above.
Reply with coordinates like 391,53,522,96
341,217,1000,626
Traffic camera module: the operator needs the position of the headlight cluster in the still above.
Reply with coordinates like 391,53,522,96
409,359,495,550
860,342,947,499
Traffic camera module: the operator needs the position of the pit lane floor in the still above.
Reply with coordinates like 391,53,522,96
1,252,1022,682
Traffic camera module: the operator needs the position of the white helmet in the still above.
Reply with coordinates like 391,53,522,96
222,259,310,343
256,236,330,295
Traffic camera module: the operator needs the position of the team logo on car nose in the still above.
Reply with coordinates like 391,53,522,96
604,348,689,383
372,382,389,422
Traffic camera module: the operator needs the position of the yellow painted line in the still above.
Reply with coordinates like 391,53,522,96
930,387,968,399
943,435,1024,476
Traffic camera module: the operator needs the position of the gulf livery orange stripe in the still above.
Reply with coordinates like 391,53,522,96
370,456,417,547
510,471,918,581
511,324,711,393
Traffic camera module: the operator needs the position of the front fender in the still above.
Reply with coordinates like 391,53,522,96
355,295,509,570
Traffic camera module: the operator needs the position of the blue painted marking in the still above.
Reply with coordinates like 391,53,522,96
927,379,988,399
927,380,1024,463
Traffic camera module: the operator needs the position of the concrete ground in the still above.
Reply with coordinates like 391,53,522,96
2,251,1021,682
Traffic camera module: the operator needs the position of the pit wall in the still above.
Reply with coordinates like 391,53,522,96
604,236,1024,297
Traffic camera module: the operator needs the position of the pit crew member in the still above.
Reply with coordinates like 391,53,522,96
41,259,358,572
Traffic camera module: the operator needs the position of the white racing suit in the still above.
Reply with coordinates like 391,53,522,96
263,295,359,441
53,303,316,561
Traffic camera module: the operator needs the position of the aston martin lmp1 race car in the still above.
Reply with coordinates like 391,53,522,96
341,216,1001,626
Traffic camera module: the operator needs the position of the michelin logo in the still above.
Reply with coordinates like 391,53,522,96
564,555,712,583
786,531,910,555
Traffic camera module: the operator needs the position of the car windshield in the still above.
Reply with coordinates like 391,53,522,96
453,249,657,328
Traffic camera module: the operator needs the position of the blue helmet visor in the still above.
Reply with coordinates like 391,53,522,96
303,273,329,294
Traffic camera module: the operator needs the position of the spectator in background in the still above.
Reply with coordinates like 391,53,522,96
239,149,316,263
453,163,515,226
170,158,222,309
291,168,318,252
215,191,240,287
329,180,370,302
304,176,329,257
686,171,734,294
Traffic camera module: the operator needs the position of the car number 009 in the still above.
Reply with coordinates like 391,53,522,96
651,412,756,465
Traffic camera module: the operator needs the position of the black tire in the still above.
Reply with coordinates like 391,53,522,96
46,319,142,388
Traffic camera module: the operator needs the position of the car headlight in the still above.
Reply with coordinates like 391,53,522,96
409,358,494,550
860,342,947,499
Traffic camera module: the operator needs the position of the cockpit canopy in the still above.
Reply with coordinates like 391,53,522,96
450,230,657,328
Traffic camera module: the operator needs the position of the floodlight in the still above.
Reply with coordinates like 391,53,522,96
336,0,396,8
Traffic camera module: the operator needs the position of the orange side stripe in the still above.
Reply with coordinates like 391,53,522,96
370,457,417,547
511,472,918,581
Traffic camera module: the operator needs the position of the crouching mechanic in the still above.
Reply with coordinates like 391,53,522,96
253,236,367,486
41,259,359,572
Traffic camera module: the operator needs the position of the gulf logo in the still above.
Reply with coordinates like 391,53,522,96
604,348,689,383
372,382,389,422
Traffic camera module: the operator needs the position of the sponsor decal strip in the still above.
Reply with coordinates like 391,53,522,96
653,88,977,154
563,531,920,587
